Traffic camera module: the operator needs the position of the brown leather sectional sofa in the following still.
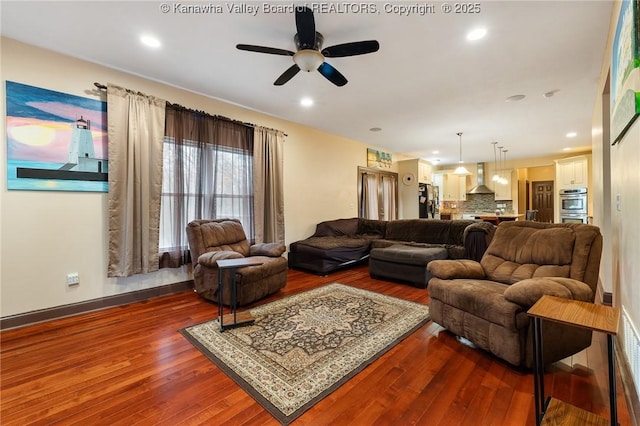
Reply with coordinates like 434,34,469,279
288,218,495,281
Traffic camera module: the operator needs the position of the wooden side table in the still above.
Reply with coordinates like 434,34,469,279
527,295,620,426
216,258,263,332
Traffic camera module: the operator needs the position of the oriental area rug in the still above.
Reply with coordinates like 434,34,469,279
180,283,430,425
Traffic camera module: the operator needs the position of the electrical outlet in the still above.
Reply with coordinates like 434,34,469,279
67,272,80,286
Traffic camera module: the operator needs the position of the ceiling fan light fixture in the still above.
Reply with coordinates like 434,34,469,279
293,49,324,72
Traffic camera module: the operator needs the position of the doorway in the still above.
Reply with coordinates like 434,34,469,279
532,180,554,223
357,167,398,220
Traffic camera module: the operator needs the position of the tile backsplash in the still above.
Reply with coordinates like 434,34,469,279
441,193,513,213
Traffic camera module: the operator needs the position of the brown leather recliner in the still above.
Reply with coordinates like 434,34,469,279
427,221,603,368
186,219,288,306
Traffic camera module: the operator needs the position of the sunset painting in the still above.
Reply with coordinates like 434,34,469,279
6,81,108,192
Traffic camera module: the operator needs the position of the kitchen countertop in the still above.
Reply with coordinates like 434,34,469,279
472,213,525,220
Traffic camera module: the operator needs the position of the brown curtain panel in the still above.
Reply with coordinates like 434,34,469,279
253,126,285,243
107,84,166,277
159,104,254,268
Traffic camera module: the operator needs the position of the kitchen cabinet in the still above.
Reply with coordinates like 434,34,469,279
494,170,512,200
398,159,432,184
418,161,432,183
439,173,467,201
555,156,588,189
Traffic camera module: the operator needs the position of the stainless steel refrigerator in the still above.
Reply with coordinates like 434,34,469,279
419,183,436,218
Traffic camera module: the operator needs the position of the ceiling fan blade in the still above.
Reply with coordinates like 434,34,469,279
322,40,380,57
274,64,301,86
295,7,316,49
236,44,294,56
317,62,347,87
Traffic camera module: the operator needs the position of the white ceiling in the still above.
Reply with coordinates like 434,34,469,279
1,1,613,166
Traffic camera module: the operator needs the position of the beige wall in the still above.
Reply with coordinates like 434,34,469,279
592,1,640,316
0,37,393,317
527,165,555,182
519,165,554,212
591,1,640,406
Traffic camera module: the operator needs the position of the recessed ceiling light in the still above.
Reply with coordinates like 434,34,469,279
140,35,161,48
467,28,487,41
563,147,572,151
432,150,439,154
300,97,313,107
505,94,526,102
369,127,382,132
566,132,577,138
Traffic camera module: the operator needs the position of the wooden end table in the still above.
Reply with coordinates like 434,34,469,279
216,258,263,332
527,295,620,426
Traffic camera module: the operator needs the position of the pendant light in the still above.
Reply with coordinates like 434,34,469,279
496,146,508,185
501,149,509,184
453,132,471,175
491,141,500,183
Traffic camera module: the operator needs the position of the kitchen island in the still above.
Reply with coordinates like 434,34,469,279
473,213,525,224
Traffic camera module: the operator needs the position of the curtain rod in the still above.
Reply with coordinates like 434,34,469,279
94,82,286,136
167,101,252,129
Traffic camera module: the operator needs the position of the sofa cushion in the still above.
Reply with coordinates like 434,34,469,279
295,236,371,250
503,277,593,308
382,219,475,245
202,220,251,256
428,259,486,280
198,250,243,267
370,245,447,266
428,278,529,331
250,242,286,257
313,218,359,237
235,256,288,281
480,226,575,284
357,218,387,236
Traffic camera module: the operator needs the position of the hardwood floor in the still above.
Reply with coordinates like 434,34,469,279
1,265,633,425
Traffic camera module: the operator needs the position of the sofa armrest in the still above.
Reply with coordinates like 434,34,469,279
198,250,244,268
427,259,485,280
464,222,495,262
503,277,594,308
250,242,286,257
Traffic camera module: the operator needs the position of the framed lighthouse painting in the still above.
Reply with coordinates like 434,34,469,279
5,81,108,192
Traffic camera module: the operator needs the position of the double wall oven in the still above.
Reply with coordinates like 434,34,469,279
559,188,588,224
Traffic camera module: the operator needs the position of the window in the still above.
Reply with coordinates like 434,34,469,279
158,106,255,267
159,137,254,260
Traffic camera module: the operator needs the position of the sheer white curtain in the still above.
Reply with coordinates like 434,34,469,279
382,175,397,220
107,84,166,277
362,173,379,219
253,127,285,243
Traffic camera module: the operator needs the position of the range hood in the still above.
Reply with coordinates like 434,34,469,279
467,163,495,194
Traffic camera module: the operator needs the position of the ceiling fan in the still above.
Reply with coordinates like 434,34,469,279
236,6,379,87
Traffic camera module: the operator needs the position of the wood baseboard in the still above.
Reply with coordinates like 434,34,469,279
0,280,194,330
